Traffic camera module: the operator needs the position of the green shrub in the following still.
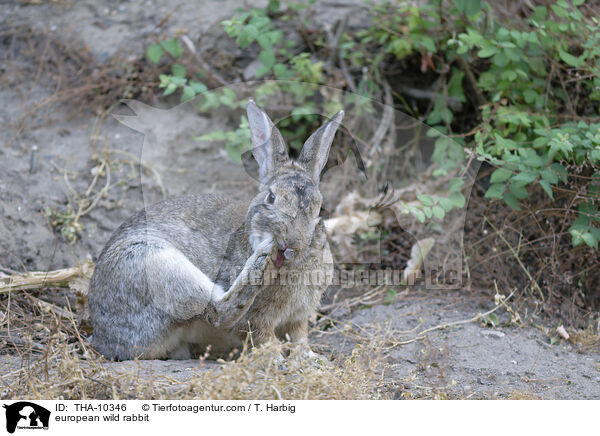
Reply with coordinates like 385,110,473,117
355,0,600,248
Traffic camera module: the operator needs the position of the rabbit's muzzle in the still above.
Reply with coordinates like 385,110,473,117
257,214,315,268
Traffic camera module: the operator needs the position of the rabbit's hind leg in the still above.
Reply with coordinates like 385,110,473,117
146,324,191,359
143,245,224,321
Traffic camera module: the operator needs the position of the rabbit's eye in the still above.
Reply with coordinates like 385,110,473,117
265,191,276,204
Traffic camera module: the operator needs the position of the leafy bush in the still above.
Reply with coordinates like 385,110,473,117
353,0,600,248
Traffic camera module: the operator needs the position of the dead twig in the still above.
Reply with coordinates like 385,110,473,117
0,263,93,294
484,217,545,302
180,35,230,88
368,80,394,156
391,290,515,346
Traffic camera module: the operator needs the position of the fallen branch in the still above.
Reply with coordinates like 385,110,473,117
391,289,515,346
0,262,94,294
0,336,46,352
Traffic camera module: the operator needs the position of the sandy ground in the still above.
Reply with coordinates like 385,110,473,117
1,0,599,399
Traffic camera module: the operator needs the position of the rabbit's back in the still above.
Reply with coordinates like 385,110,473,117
88,194,250,360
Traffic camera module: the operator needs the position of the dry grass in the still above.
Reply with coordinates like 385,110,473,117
569,326,600,353
464,177,600,329
183,340,392,400
508,391,542,400
0,313,396,400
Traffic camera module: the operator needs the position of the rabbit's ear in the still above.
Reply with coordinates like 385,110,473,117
247,99,289,184
297,110,344,184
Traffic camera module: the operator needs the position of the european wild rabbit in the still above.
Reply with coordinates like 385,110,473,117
88,100,344,360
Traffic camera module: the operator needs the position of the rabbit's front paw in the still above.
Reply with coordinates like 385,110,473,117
250,237,276,271
253,233,274,257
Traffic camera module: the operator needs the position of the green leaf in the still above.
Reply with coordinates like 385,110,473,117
449,192,466,208
485,183,505,199
570,228,584,247
492,50,509,68
447,70,466,102
146,44,163,64
483,313,499,327
523,89,539,104
161,38,183,58
427,95,453,125
258,49,276,70
418,194,435,206
504,47,521,62
503,192,521,210
237,24,259,48
413,209,426,223
189,81,207,94
511,171,537,184
419,35,437,53
169,76,187,86
578,201,600,222
509,182,529,200
158,74,170,88
539,180,554,199
439,197,454,212
501,70,517,81
194,130,228,141
432,205,446,220
453,0,481,16
225,142,243,163
533,137,548,148
457,44,469,55
219,88,237,107
559,50,584,67
533,5,548,20
163,82,177,96
541,167,559,184
257,34,273,50
523,153,544,168
478,46,497,58
490,168,512,183
581,232,598,249
494,134,518,150
181,86,196,102
572,215,591,231
550,163,569,183
551,3,568,18
449,178,464,192
267,0,281,12
171,63,186,78
273,63,293,79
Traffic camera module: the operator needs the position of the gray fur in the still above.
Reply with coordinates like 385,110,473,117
88,100,343,360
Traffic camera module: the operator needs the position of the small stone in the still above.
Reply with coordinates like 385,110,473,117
556,325,569,340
